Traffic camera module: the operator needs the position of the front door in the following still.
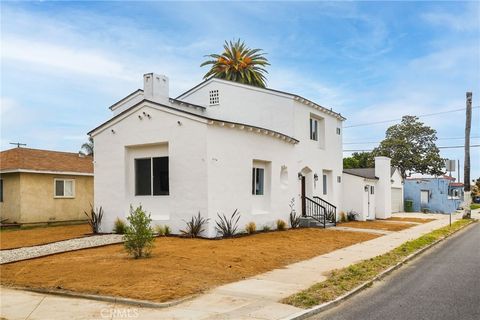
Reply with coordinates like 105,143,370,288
301,176,306,216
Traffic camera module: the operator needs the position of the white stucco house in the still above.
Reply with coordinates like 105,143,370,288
342,157,403,221
89,73,346,237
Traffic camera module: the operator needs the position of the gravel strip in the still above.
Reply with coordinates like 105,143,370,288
0,235,124,264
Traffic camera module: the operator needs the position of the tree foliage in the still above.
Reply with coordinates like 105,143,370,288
200,39,270,88
80,136,94,156
343,152,374,169
123,205,155,259
372,116,445,178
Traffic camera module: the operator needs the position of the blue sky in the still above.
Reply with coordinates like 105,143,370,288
1,1,479,180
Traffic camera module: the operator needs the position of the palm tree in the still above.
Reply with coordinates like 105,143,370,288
200,39,270,88
80,136,94,156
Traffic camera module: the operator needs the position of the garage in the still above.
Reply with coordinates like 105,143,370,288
391,187,403,212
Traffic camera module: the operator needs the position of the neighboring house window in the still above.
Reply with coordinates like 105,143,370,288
336,127,341,135
209,90,219,105
323,174,327,195
54,179,75,198
0,179,3,202
421,190,429,205
135,157,169,196
310,118,318,141
252,167,264,195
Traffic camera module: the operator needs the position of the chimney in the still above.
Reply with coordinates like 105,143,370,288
143,73,169,104
374,156,392,219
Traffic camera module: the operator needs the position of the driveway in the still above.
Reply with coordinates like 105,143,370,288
310,222,480,320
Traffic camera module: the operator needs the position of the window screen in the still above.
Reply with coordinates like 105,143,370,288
135,158,152,196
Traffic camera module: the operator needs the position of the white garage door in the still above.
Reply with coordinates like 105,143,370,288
391,188,403,213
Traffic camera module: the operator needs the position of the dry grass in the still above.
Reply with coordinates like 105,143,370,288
388,217,436,224
0,224,91,250
0,228,378,302
284,219,473,308
339,220,414,232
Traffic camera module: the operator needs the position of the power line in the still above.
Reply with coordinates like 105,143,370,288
344,136,480,145
344,106,480,128
343,144,480,152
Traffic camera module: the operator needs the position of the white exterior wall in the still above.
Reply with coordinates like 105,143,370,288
93,102,209,234
342,174,377,221
375,157,392,219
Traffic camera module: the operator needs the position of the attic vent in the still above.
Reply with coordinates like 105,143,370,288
209,90,219,105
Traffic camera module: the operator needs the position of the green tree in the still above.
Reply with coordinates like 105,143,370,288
343,152,374,169
80,136,94,156
200,39,270,88
372,116,445,179
123,205,155,259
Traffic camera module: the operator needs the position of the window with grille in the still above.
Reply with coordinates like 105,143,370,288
209,90,219,105
54,179,75,198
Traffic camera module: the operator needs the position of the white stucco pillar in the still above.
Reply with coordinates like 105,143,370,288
143,73,170,105
375,156,392,219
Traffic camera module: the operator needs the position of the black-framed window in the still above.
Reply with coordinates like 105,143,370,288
323,174,328,195
135,157,169,196
370,186,375,195
0,179,3,202
310,118,318,141
252,167,264,195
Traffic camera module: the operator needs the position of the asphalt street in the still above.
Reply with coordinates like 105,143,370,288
310,222,480,320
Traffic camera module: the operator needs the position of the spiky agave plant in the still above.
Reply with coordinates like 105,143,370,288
200,39,270,88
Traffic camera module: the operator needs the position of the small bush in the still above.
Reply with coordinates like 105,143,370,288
289,198,300,229
346,211,359,221
262,224,271,232
276,219,287,231
123,205,155,259
84,205,103,234
245,222,256,234
340,212,347,223
155,224,172,236
181,212,208,238
113,218,127,234
216,209,241,237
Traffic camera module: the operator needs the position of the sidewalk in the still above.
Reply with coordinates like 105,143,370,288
0,213,466,320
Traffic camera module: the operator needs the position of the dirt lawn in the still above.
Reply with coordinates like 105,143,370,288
388,217,436,224
0,228,378,302
339,220,414,231
0,224,91,250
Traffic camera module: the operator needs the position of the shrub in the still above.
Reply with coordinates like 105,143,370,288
123,205,155,259
164,225,171,236
181,212,208,238
216,209,241,237
346,211,359,221
289,198,300,229
340,211,347,223
276,219,287,231
262,224,271,232
84,205,104,234
155,225,167,236
245,222,256,234
113,218,127,234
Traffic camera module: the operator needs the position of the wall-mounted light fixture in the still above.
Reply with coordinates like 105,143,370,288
364,185,369,192
111,129,116,134
298,172,303,180
314,173,319,182
143,111,151,119
138,115,143,120
177,120,182,126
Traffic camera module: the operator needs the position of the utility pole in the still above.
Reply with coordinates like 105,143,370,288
463,92,472,218
9,142,26,148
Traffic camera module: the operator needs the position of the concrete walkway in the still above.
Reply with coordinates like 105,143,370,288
0,212,467,320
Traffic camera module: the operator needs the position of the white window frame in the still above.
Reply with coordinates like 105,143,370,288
54,179,75,198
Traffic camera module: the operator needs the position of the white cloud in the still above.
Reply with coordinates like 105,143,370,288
422,4,480,32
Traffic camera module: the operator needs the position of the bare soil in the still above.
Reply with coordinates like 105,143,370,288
0,228,378,302
339,220,414,231
388,217,436,223
0,224,91,250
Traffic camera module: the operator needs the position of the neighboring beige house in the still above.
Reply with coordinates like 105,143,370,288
0,147,93,225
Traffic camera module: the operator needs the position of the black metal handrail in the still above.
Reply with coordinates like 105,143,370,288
313,196,337,226
304,196,327,227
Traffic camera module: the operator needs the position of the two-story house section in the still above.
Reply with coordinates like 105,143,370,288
90,73,345,237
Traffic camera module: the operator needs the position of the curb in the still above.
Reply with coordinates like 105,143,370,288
8,286,197,309
281,219,477,320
